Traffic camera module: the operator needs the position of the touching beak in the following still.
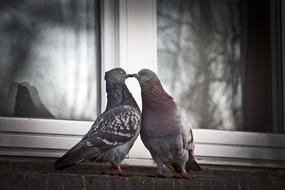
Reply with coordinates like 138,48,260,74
126,74,138,78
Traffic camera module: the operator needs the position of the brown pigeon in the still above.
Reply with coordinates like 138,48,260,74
55,68,141,175
130,69,201,178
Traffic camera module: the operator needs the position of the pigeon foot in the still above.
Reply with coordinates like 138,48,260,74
181,170,190,179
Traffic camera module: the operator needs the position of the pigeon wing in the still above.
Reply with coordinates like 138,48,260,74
178,106,201,171
85,105,140,151
177,106,194,150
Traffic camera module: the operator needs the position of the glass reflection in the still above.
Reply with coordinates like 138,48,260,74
0,0,99,121
157,0,243,131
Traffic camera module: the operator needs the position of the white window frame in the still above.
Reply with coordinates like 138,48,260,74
1,0,285,169
0,0,116,158
119,0,285,168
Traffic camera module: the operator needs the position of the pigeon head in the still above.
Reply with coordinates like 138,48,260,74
129,69,161,86
104,68,131,85
130,69,174,102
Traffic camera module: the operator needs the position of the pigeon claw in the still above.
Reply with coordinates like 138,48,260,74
181,170,190,179
111,162,126,176
117,164,126,176
155,169,167,178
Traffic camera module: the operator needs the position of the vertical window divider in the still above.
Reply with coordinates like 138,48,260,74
282,0,285,132
99,0,118,110
271,0,284,133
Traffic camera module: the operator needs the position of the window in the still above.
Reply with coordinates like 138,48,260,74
0,0,100,121
0,0,122,158
1,0,285,168
157,0,283,133
0,0,102,157
120,0,285,167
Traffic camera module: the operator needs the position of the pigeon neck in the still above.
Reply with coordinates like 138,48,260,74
142,82,175,109
106,83,138,111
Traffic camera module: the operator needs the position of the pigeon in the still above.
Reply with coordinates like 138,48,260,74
55,68,141,175
130,69,201,178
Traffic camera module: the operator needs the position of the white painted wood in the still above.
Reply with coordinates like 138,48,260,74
118,0,157,109
195,144,285,161
123,157,285,168
118,0,158,158
1,117,285,164
129,129,285,160
1,131,285,163
0,133,81,149
194,129,285,148
0,117,91,135
100,0,118,70
118,0,157,72
1,117,285,150
195,156,285,168
100,0,119,111
128,131,285,161
0,132,284,160
2,115,285,153
0,148,66,158
2,122,285,161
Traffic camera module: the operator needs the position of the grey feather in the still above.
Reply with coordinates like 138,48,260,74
132,69,201,176
55,68,141,171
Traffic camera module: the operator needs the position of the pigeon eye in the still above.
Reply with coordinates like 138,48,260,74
119,72,124,76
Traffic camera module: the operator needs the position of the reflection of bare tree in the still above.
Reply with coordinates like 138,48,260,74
157,0,242,130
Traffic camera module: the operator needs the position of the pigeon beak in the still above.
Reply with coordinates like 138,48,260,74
126,74,138,78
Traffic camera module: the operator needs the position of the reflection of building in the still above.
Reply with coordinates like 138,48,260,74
0,0,285,189
0,0,99,121
12,82,55,118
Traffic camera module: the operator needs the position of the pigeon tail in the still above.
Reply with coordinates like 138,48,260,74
54,140,100,170
185,152,201,171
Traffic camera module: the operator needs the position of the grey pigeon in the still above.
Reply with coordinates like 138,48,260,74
130,69,201,178
55,68,141,175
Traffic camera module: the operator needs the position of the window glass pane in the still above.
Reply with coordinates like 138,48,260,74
157,0,281,133
0,0,99,121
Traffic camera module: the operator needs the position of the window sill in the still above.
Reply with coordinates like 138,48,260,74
1,156,285,190
1,117,285,169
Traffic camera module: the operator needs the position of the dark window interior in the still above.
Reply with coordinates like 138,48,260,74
157,0,283,133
